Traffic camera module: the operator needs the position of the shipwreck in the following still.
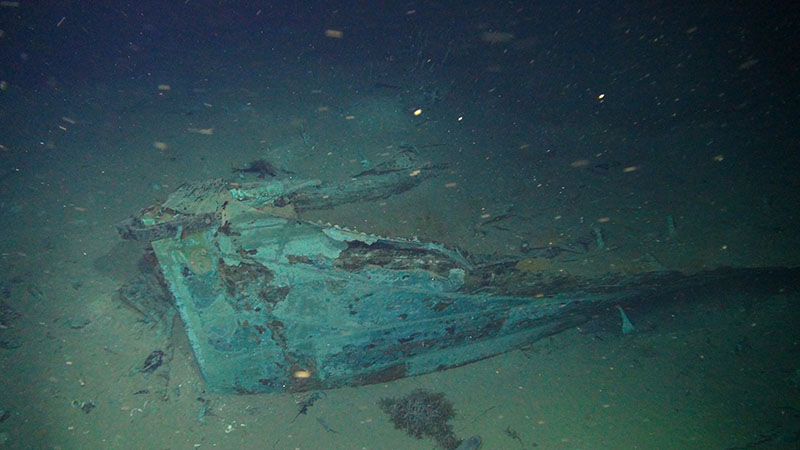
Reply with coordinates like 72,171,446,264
116,149,799,393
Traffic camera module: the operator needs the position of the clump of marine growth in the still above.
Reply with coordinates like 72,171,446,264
378,389,461,449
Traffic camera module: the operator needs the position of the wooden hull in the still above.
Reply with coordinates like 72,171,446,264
151,216,798,393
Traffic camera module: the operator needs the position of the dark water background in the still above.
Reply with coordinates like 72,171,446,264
1,1,799,448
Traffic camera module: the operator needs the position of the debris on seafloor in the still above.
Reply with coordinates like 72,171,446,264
455,435,482,450
316,416,338,434
617,305,636,334
379,389,466,450
504,426,524,446
141,349,164,374
196,397,212,424
291,391,326,423
71,400,95,414
232,159,292,178
133,348,175,402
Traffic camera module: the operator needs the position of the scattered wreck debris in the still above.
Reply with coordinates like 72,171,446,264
379,389,461,450
232,159,289,178
141,350,165,374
